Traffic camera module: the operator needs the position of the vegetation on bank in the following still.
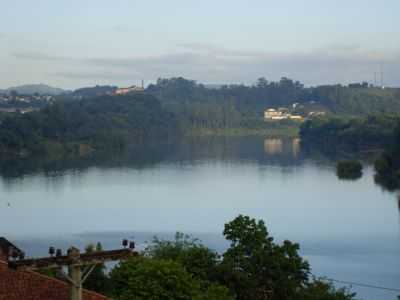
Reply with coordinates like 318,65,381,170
374,124,400,191
2,76,400,157
148,77,400,117
0,94,178,156
146,77,400,136
184,123,299,138
73,215,356,300
299,114,400,191
336,160,363,180
299,114,400,151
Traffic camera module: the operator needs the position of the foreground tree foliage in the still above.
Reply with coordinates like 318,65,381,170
83,243,111,295
298,279,356,300
144,232,219,283
219,215,310,300
107,215,356,300
109,257,232,300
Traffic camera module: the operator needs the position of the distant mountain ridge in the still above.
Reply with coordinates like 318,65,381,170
2,84,67,95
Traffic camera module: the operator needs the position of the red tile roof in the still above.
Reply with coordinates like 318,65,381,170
0,260,110,300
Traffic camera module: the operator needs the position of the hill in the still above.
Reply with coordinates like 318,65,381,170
0,94,178,156
5,84,67,95
147,77,400,117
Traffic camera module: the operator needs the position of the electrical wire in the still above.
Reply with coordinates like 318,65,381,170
319,276,400,293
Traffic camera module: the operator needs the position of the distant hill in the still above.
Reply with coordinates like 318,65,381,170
5,84,67,95
72,85,117,97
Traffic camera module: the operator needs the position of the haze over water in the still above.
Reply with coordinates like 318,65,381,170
0,137,399,300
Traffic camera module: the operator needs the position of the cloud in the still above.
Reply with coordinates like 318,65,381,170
13,52,74,62
12,44,400,86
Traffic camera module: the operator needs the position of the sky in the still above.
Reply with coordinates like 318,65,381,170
1,0,400,89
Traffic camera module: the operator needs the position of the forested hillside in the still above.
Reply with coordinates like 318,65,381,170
148,77,400,116
0,94,177,155
299,115,400,151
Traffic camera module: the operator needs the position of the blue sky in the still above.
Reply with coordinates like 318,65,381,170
1,0,399,89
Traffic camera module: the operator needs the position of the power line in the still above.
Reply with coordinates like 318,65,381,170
319,276,400,293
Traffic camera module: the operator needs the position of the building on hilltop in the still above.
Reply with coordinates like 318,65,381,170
0,237,110,300
264,108,303,121
264,108,285,120
115,81,145,95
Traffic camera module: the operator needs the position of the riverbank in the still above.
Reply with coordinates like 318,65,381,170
184,124,300,138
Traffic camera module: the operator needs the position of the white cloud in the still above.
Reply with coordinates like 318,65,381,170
11,44,400,87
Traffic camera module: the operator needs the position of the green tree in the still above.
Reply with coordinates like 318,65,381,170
298,279,356,300
83,242,111,295
145,232,219,282
219,215,310,300
109,257,232,300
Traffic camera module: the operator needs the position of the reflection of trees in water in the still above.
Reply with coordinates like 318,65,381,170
176,136,306,167
374,173,400,192
264,139,283,155
0,137,308,181
1,136,378,182
0,141,177,181
263,138,301,158
397,195,400,212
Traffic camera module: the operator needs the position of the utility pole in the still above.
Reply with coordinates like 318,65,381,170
8,240,136,300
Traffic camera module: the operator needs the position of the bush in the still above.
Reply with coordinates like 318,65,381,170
109,257,232,300
336,160,362,180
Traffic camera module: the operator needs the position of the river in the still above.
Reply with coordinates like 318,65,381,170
0,137,399,300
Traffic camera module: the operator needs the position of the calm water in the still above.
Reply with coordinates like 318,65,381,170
0,137,399,300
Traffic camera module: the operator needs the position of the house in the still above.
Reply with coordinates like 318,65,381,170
264,108,303,121
0,238,110,300
115,85,144,95
264,109,287,120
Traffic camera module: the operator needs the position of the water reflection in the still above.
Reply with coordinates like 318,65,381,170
264,138,301,158
0,137,308,182
264,138,283,155
397,194,400,212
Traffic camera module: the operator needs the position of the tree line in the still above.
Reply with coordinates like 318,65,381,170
299,114,400,151
147,77,400,118
0,94,178,156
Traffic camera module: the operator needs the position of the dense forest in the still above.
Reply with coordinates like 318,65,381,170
1,77,400,156
148,77,400,116
145,77,400,134
299,115,400,151
0,94,178,156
